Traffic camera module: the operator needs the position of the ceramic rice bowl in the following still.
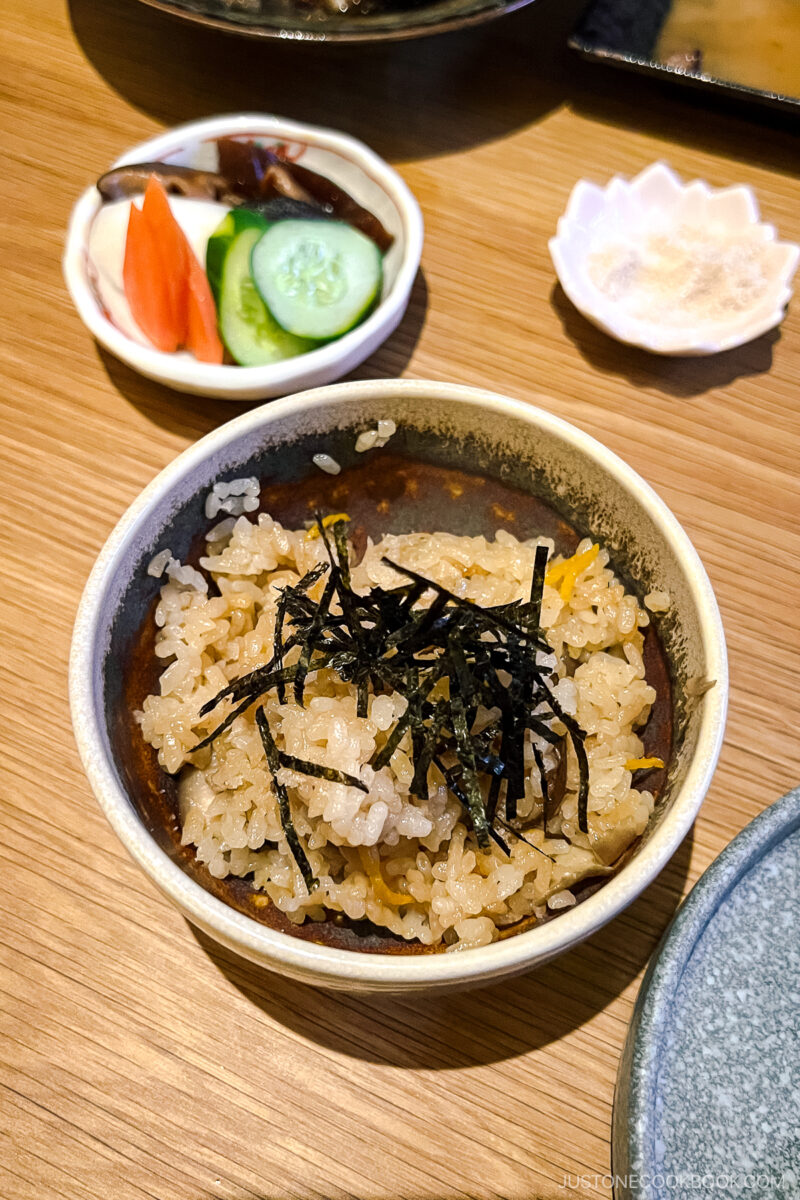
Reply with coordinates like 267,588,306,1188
69,379,727,992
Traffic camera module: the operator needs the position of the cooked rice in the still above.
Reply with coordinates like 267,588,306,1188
355,429,380,453
312,453,341,475
146,548,207,591
138,515,659,952
205,477,260,520
644,590,671,613
147,548,173,578
355,419,396,453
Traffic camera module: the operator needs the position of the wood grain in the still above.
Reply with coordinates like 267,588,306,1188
2,1,799,1197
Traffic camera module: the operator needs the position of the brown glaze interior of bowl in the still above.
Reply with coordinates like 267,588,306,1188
118,453,672,954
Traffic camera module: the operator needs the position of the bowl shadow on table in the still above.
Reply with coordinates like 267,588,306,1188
68,0,586,161
96,268,429,440
551,282,779,399
567,56,800,184
190,829,693,1069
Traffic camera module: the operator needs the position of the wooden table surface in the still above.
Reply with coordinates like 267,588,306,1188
2,2,799,1197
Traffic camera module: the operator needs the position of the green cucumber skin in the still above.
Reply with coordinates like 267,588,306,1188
250,221,383,341
206,209,268,304
218,227,316,367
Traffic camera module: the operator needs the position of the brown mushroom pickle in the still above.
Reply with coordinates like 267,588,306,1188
98,137,394,253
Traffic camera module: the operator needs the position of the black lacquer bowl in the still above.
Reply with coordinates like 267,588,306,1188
139,0,537,43
70,379,727,992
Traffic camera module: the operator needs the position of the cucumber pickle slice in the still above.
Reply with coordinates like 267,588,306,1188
218,227,317,367
251,220,382,341
206,209,267,304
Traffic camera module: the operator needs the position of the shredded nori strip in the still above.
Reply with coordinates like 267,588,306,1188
494,815,556,862
255,707,317,892
433,756,507,856
448,687,490,848
330,518,352,590
486,770,504,825
192,692,259,751
294,570,338,707
407,697,447,799
189,516,595,885
382,557,551,653
528,543,550,631
277,751,367,793
535,683,590,834
572,734,590,836
531,741,552,833
370,703,416,772
274,562,326,702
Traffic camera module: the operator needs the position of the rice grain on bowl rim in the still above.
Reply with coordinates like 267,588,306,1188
138,502,663,953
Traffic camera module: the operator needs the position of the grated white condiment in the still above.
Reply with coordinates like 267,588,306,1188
312,453,341,475
588,225,773,327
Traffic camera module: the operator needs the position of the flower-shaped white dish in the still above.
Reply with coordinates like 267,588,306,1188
63,114,424,400
549,162,799,356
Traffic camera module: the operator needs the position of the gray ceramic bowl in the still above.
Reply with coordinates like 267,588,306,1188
69,379,728,992
614,786,800,1200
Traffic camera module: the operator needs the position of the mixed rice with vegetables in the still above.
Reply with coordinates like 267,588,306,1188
139,488,665,952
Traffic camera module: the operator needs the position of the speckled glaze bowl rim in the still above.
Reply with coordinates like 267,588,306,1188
614,785,800,1199
69,378,728,989
62,114,424,398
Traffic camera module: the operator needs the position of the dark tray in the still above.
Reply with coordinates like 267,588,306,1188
570,0,800,114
